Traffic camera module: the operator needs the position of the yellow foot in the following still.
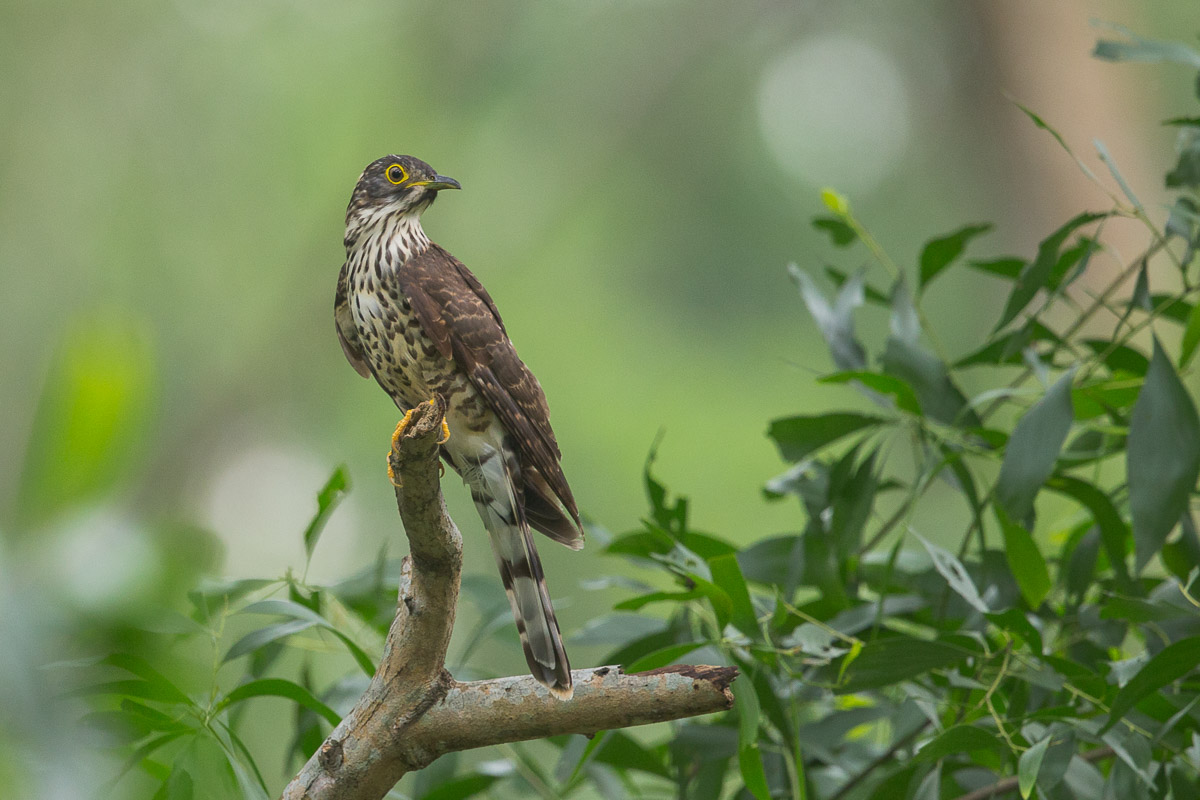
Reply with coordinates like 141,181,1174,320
388,409,418,487
386,404,449,487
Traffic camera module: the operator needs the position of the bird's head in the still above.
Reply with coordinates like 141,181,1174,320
348,154,461,219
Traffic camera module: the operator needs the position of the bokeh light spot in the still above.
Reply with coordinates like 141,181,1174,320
757,36,912,194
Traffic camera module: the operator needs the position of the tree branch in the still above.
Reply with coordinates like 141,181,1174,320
282,397,737,800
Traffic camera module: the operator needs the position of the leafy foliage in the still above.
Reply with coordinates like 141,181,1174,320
57,28,1200,800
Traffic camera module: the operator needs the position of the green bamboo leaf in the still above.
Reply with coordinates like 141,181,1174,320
812,216,857,247
994,212,1107,332
732,680,770,800
1093,26,1200,66
831,636,974,692
1104,636,1200,731
708,553,758,638
918,223,993,291
1179,301,1200,368
767,412,885,462
625,642,707,673
789,264,868,370
1045,475,1133,589
824,266,889,306
304,466,349,560
421,774,502,800
216,679,341,726
223,619,316,662
71,679,192,705
15,314,155,527
968,256,1025,281
995,368,1076,520
101,654,194,707
914,534,990,613
1128,337,1200,570
819,371,922,415
914,725,1004,762
882,338,980,427
1018,736,1051,799
994,506,1052,608
1095,139,1143,212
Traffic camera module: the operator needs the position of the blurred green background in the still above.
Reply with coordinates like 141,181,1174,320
1,1,1196,796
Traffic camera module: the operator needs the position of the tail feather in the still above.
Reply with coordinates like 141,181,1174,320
467,447,573,698
487,524,573,697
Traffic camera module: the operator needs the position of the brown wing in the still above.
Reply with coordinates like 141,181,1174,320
396,244,582,533
335,262,371,378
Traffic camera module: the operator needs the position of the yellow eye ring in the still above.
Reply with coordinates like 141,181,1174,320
385,164,408,185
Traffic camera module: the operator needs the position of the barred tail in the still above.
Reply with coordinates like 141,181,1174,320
468,447,573,698
486,523,573,698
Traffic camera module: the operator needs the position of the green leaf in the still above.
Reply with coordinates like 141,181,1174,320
421,774,503,800
72,679,192,705
592,731,671,779
889,279,920,344
215,678,342,727
732,679,770,800
1081,340,1149,376
1018,736,1051,799
1128,337,1200,570
1092,26,1200,66
1094,139,1143,212
767,412,885,462
1104,636,1200,731
1168,128,1200,189
625,642,707,673
1179,300,1200,368
15,313,155,527
1045,475,1133,590
995,368,1076,520
812,216,857,247
994,212,1107,332
912,764,941,800
914,725,1004,762
614,589,702,611
994,506,1052,608
789,264,868,370
304,466,349,561
832,636,974,692
915,534,989,613
882,338,980,427
969,256,1026,281
918,223,993,290
824,266,889,306
101,654,194,707
241,599,376,676
223,619,317,662
708,553,758,638
818,371,921,415
737,535,804,594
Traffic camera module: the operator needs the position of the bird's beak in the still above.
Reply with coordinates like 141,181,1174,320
411,175,461,191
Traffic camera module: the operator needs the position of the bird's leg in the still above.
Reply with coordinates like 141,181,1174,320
387,403,451,487
387,408,418,487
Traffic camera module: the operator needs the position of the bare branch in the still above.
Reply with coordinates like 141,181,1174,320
282,397,736,799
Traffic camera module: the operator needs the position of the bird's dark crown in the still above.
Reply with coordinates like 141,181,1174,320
348,155,460,218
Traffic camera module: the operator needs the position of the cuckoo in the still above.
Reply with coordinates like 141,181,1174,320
335,155,583,697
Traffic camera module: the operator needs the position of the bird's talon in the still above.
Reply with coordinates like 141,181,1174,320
438,420,451,444
391,408,417,448
438,461,445,478
387,461,403,488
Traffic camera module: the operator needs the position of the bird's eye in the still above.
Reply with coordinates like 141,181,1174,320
386,164,408,185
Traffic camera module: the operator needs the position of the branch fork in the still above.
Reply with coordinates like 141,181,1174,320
283,397,737,800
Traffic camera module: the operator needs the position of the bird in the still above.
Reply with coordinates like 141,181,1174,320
335,154,583,698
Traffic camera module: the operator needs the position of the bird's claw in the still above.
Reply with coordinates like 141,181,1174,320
387,406,448,487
